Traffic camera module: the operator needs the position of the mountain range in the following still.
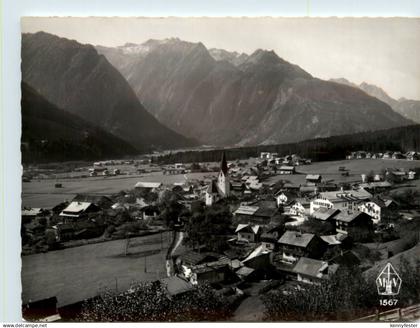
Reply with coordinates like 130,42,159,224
21,32,196,153
21,82,138,163
330,78,420,124
96,39,412,147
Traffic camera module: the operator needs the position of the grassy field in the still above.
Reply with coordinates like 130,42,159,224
22,171,217,208
21,232,172,307
266,159,420,186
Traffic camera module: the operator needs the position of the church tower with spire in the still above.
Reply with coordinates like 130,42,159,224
217,152,230,197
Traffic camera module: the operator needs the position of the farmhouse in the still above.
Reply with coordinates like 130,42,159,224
358,197,397,224
275,191,295,207
333,210,374,240
306,174,322,185
278,166,295,175
277,230,326,264
309,189,372,214
59,202,100,221
235,224,261,243
292,257,339,285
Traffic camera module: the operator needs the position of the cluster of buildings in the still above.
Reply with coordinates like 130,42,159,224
347,150,420,161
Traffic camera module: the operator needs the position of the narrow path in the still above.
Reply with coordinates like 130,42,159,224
165,230,184,276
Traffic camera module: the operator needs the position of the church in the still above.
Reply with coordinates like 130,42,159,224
205,152,230,206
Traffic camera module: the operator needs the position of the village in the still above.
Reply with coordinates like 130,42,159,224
21,150,420,321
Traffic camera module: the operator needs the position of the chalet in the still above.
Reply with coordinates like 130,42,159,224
134,181,163,192
277,230,326,264
72,194,112,209
358,197,398,224
286,198,310,217
312,208,340,221
406,151,420,161
176,251,230,285
391,170,406,182
306,174,322,186
333,210,374,241
22,208,45,223
278,166,295,175
59,201,100,221
275,191,295,207
260,225,284,251
408,171,416,180
160,276,194,298
392,152,405,160
292,257,339,285
139,205,160,220
235,224,261,243
309,188,372,214
233,205,278,224
241,244,272,270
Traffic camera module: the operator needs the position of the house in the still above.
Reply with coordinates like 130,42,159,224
275,191,295,207
59,201,100,221
328,250,361,267
358,181,392,192
176,251,230,285
312,208,340,221
383,151,393,159
134,181,163,192
292,257,339,285
309,188,372,214
406,151,420,161
235,224,261,243
160,276,194,298
236,266,258,281
205,152,230,206
391,170,406,182
392,152,405,160
358,197,398,224
241,244,272,270
139,205,160,220
356,151,367,159
306,174,322,185
320,233,349,248
333,210,374,241
22,208,45,223
72,194,113,209
233,205,278,225
278,166,295,175
260,225,284,251
277,230,326,264
408,171,416,180
286,198,310,217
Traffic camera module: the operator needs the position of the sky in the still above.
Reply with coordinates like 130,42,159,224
21,17,420,100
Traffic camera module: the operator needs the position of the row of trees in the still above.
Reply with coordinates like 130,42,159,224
79,281,231,322
263,258,420,321
155,125,420,165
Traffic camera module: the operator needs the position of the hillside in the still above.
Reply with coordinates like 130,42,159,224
22,32,197,152
97,39,411,147
21,82,138,163
331,78,420,124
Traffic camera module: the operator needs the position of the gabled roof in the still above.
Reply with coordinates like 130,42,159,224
235,224,261,234
334,210,370,223
312,208,340,221
306,174,321,180
234,205,259,216
22,208,44,217
293,257,339,279
160,276,194,297
60,201,93,216
236,266,255,277
278,230,315,248
242,244,270,263
134,181,162,189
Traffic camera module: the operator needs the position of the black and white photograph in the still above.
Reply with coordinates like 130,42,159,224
6,12,420,324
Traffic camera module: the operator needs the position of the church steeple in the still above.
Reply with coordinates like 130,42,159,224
220,151,228,175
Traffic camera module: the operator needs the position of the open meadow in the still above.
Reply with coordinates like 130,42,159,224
21,232,172,307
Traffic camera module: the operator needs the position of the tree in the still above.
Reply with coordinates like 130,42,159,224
262,266,377,321
79,281,231,322
158,190,184,229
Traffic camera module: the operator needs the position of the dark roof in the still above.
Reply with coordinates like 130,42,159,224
312,208,340,221
220,152,228,175
334,210,370,223
278,230,315,248
160,276,194,296
293,257,339,279
179,251,222,266
72,194,112,208
329,250,361,267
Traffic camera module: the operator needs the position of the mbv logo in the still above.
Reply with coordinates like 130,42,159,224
376,262,402,296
